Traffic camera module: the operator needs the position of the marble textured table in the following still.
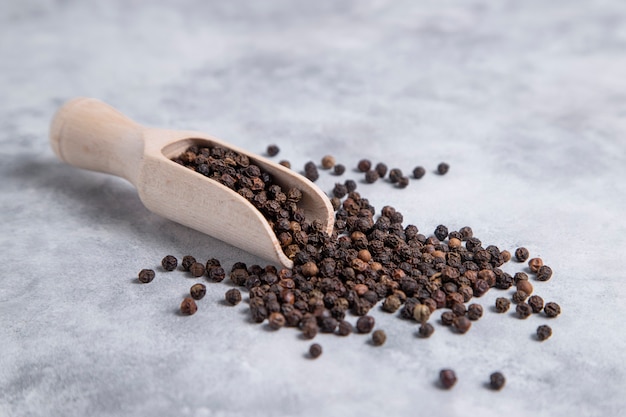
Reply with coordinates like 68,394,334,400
2,1,625,416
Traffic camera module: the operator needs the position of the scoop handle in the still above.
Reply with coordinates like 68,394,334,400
49,97,144,185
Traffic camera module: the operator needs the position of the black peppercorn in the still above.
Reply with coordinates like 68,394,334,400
225,288,242,305
161,255,178,271
208,266,226,282
495,297,510,313
302,322,319,339
375,162,388,178
453,316,471,333
304,161,319,182
309,343,323,358
434,225,448,241
467,304,483,321
437,162,449,175
189,262,206,278
356,315,375,333
441,311,455,326
190,283,206,300
418,323,435,338
489,372,506,390
516,302,532,319
279,160,291,168
268,312,286,330
515,247,530,262
138,269,155,283
544,302,561,318
397,176,409,188
512,290,529,304
412,166,425,179
439,369,457,389
267,144,280,156
344,179,357,193
388,168,403,183
528,295,544,313
336,320,352,336
365,170,379,183
537,325,552,341
372,329,387,346
180,297,198,315
357,159,372,172
536,265,553,281
333,164,346,175
181,255,196,271
333,183,348,198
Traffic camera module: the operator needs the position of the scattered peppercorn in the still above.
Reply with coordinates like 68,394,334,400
489,372,506,390
333,183,348,198
267,144,280,156
383,295,402,313
372,329,387,346
437,162,450,175
309,343,323,358
544,302,561,318
357,159,372,172
453,316,472,333
412,166,426,179
375,162,388,178
495,297,511,313
161,255,178,271
439,369,457,389
304,161,319,182
181,255,196,271
441,311,455,326
336,320,352,336
409,303,428,322
512,290,529,304
434,225,449,241
356,315,375,333
268,312,286,330
397,176,409,188
418,323,435,338
467,304,483,321
528,295,544,313
388,168,403,183
365,170,379,183
536,265,553,281
190,283,206,300
208,266,226,282
279,160,291,169
528,257,543,273
344,179,357,192
514,272,529,283
225,288,242,305
516,302,533,319
321,155,336,169
333,164,346,175
189,262,206,278
537,325,552,341
138,269,155,283
515,247,530,262
517,280,533,295
180,297,197,315
501,250,511,263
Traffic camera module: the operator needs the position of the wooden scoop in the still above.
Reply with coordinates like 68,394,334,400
49,97,334,269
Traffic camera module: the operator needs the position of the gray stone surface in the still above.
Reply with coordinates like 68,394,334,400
1,1,625,416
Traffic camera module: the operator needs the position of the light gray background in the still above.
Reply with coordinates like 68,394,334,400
1,1,625,416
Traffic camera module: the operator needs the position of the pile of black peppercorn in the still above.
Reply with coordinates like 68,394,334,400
157,143,561,385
